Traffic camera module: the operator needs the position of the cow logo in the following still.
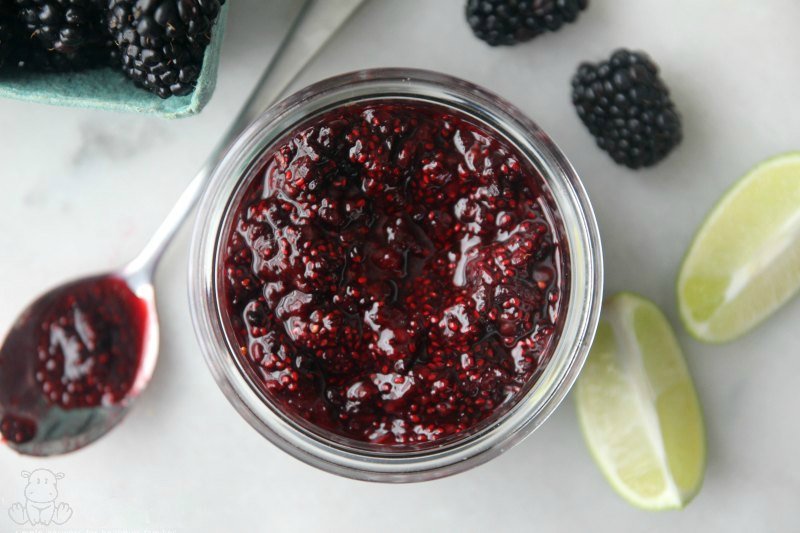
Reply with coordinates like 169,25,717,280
8,469,73,526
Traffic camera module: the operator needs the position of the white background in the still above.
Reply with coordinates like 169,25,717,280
1,1,799,531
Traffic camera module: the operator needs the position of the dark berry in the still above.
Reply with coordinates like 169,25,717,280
465,0,589,46
12,0,112,70
107,0,225,98
571,49,683,169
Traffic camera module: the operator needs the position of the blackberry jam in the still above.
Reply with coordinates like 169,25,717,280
0,277,148,445
191,70,602,480
222,100,565,445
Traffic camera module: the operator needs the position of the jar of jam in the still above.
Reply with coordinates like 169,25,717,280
189,69,603,481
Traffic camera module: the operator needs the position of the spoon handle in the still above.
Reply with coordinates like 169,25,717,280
124,0,368,281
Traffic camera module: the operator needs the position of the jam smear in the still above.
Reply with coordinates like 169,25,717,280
223,101,566,446
0,276,148,444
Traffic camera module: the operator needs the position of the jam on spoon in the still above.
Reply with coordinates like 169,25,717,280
222,100,566,446
0,276,153,452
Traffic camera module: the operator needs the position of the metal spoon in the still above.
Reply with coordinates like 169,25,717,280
0,0,368,457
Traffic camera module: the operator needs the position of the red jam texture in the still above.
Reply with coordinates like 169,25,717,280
0,276,148,444
222,101,566,446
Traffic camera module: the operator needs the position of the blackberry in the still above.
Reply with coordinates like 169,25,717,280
571,49,682,169
107,0,225,99
465,0,589,46
14,0,111,69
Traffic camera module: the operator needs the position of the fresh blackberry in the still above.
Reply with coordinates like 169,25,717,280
14,0,111,69
465,0,589,46
571,49,682,169
107,0,225,98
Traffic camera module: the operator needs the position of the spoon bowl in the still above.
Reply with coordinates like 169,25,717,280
0,272,158,456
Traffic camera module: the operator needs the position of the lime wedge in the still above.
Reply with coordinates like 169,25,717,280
678,153,800,342
576,293,706,510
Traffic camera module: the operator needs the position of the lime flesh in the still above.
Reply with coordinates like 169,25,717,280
576,293,706,510
678,152,800,343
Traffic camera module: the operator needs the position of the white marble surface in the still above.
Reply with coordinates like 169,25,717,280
2,0,800,531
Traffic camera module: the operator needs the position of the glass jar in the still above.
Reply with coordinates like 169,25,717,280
188,68,603,482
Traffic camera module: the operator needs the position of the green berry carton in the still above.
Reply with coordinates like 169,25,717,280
0,4,227,119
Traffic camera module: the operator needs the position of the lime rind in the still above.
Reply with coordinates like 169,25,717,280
677,152,800,343
576,292,706,511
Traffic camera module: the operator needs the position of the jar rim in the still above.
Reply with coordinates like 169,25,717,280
188,68,603,482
